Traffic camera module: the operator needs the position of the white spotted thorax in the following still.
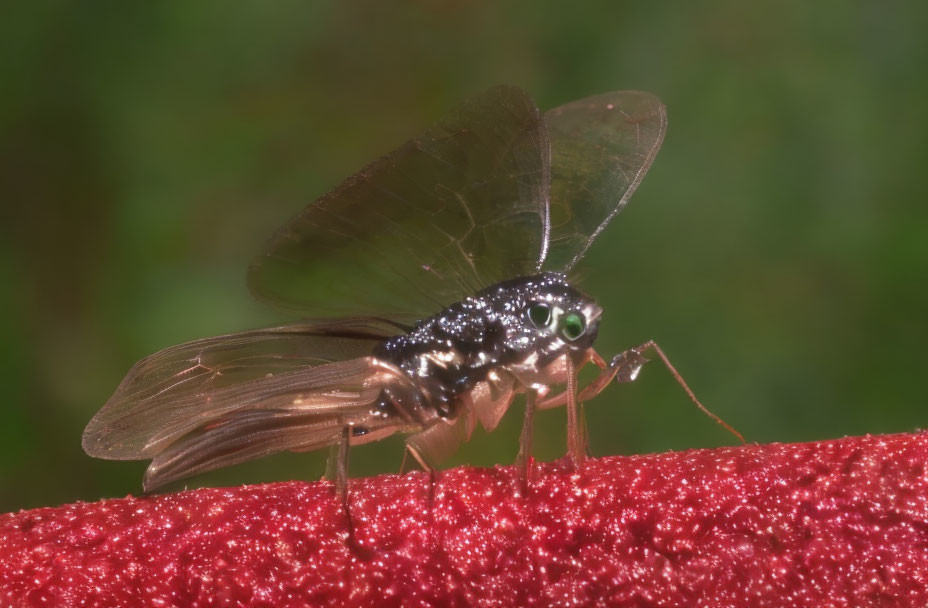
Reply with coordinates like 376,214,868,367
372,272,601,422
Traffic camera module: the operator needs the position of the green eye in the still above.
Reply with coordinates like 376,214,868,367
527,304,551,328
561,312,585,341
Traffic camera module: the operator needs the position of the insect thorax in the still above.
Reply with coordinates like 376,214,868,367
371,272,599,421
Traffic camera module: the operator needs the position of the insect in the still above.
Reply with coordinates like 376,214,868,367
83,86,741,500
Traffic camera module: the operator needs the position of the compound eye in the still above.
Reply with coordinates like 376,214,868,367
527,303,551,328
560,312,586,341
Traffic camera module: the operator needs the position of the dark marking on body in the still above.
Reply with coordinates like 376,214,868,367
372,272,600,421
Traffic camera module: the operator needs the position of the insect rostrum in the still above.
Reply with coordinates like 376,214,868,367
83,85,730,496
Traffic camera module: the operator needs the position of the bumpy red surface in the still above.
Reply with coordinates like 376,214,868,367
2,433,928,607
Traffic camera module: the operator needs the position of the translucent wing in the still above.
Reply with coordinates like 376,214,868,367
247,85,550,319
542,91,667,271
142,403,357,491
139,357,409,491
82,319,404,470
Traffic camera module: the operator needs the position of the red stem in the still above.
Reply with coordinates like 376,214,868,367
3,432,928,607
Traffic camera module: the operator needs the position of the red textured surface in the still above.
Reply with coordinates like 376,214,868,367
3,433,928,607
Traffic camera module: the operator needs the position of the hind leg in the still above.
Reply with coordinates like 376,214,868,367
537,344,744,444
515,390,540,490
402,433,445,539
325,427,356,541
404,411,471,473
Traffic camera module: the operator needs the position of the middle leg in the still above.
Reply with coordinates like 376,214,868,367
515,390,538,490
325,426,356,544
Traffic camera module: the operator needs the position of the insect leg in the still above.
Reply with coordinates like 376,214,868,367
515,390,538,490
403,442,438,495
325,426,358,544
607,340,747,443
535,349,611,410
399,446,411,475
405,441,440,524
565,355,586,468
404,443,434,474
338,427,354,532
336,426,351,499
404,411,471,470
572,347,649,403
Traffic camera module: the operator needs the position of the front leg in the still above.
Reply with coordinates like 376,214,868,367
535,348,643,410
564,355,584,468
324,426,357,544
526,359,589,468
538,342,744,443
622,341,744,443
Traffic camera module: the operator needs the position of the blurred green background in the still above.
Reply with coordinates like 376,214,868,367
2,1,926,512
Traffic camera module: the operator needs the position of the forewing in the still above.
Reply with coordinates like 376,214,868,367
141,357,407,491
143,410,348,491
248,85,550,319
82,319,401,461
542,91,667,271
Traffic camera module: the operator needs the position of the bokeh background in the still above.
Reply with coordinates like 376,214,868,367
2,1,926,511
